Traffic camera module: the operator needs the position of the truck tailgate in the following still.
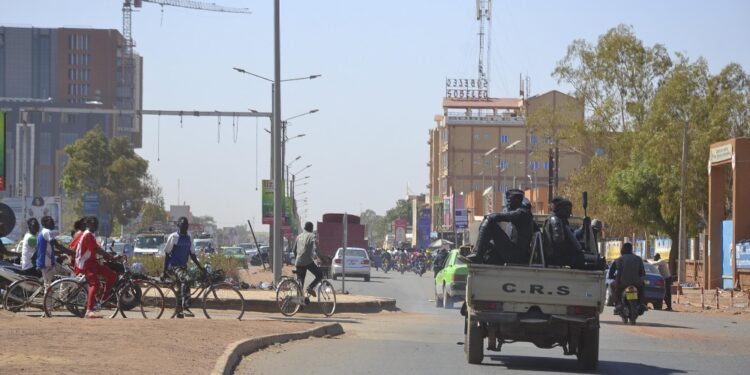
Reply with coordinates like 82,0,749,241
467,264,605,308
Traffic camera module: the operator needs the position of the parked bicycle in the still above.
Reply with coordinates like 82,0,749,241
155,267,245,320
43,257,165,319
275,269,336,317
3,257,73,316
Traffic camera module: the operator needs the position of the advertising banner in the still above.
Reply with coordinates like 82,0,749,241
417,208,431,250
394,218,407,244
1,196,62,240
455,208,468,230
261,180,273,224
442,194,452,229
737,241,750,269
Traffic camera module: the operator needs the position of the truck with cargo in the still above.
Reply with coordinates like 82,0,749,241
316,213,368,277
463,197,605,370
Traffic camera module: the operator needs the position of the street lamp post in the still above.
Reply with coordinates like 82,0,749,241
232,64,320,285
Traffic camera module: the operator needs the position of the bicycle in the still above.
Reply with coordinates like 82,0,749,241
275,269,336,317
3,260,73,316
155,268,245,320
43,258,165,319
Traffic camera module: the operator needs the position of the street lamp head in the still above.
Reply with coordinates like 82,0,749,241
309,74,322,79
309,109,319,114
232,67,246,73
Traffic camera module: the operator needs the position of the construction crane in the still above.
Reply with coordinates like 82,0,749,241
120,0,252,121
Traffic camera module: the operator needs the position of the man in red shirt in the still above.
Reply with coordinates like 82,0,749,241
76,216,117,319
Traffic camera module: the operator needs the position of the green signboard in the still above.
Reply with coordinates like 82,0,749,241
262,180,273,224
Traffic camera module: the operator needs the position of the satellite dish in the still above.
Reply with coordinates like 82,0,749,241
0,203,17,237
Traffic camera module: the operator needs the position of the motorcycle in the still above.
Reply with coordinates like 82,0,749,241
618,285,643,325
411,260,426,277
382,258,391,273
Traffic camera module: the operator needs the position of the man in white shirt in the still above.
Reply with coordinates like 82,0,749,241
19,218,42,278
650,253,673,311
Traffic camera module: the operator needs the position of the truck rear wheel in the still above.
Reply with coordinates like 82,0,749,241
577,326,599,371
465,317,484,364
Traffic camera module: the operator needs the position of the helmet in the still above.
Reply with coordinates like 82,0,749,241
130,262,145,275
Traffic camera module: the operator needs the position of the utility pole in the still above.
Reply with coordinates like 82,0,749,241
272,0,284,286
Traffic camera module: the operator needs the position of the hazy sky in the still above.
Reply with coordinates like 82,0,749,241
2,0,749,228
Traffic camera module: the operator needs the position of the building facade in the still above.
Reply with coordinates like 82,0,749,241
0,26,143,198
428,90,585,235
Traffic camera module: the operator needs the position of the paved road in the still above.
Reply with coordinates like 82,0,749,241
237,268,750,374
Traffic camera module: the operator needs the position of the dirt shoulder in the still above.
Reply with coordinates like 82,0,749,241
0,312,324,375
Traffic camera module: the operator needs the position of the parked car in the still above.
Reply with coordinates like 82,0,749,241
331,247,371,281
238,243,258,257
434,249,467,309
605,261,666,309
110,242,134,257
220,246,248,268
134,233,166,256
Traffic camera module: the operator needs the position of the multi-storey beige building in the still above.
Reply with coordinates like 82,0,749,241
428,90,584,234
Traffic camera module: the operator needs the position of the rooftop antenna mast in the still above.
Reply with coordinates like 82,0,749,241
477,0,492,97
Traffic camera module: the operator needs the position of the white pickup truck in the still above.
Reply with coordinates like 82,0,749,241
463,209,605,370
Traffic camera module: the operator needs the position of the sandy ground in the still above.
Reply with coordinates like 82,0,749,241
0,310,324,375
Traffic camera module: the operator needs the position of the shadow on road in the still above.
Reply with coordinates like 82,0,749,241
486,355,687,374
267,316,363,325
601,320,693,329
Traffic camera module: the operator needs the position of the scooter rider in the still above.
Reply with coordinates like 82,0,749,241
609,242,645,314
463,189,533,265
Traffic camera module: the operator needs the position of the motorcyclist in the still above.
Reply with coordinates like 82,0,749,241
608,242,645,314
544,198,585,268
463,189,534,265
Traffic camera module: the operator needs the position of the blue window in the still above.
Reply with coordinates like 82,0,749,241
500,135,509,144
543,161,550,170
530,161,540,170
595,147,605,156
546,136,553,144
499,160,508,169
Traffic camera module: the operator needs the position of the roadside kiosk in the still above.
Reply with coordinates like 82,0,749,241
706,138,750,290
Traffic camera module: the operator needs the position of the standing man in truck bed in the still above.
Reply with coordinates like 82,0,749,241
463,189,534,265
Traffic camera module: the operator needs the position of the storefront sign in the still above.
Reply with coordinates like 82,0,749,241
445,78,488,100
710,144,733,163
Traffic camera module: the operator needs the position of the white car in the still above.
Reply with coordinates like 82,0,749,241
331,247,371,282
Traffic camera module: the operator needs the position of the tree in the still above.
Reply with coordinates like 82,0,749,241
360,209,385,245
62,126,150,233
137,174,168,233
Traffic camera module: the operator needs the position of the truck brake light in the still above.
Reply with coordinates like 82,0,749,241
334,259,342,264
362,259,370,265
567,306,597,316
655,279,665,288
452,274,466,282
473,300,502,311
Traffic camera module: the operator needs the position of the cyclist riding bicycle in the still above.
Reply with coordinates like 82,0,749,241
292,221,323,298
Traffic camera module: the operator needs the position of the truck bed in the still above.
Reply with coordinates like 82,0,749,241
467,264,606,314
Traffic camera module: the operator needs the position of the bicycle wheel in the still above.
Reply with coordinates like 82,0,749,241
317,279,336,317
44,279,86,318
202,282,245,320
276,278,302,317
135,280,165,319
4,279,44,316
160,285,180,319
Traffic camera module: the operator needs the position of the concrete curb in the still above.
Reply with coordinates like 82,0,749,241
211,322,345,375
241,297,398,314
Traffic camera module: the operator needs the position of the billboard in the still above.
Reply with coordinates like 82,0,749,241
394,218,407,244
1,196,62,240
262,180,274,224
0,112,5,191
417,208,431,250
